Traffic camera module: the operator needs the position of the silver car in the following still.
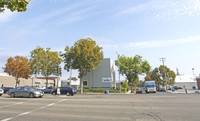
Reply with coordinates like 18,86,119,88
8,86,44,98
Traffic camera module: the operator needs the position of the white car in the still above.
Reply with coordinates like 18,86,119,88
0,88,4,96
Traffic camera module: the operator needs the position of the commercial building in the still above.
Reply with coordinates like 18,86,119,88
174,74,197,89
0,73,57,88
82,58,116,89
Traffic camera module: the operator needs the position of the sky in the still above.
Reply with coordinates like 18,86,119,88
1,0,200,80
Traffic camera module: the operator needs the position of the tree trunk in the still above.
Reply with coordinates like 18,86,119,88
15,78,18,87
131,80,135,93
80,77,83,93
46,76,48,88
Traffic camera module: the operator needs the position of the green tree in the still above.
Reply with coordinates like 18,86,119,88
29,47,63,88
116,54,151,93
4,56,31,87
62,38,103,93
159,65,176,86
0,0,30,13
150,67,161,86
150,66,176,87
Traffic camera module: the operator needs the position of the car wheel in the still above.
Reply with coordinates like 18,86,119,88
71,94,74,96
52,92,56,95
10,93,15,98
0,94,2,96
29,93,34,98
66,92,70,96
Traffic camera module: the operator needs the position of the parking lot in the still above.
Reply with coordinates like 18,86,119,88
0,93,200,121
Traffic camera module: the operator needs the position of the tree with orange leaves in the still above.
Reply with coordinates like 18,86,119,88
4,56,31,87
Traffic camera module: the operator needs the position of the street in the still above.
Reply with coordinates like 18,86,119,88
0,93,200,121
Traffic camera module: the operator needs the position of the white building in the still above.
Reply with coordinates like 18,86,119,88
82,58,116,89
174,74,197,89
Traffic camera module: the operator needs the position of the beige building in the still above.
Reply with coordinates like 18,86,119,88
0,73,56,88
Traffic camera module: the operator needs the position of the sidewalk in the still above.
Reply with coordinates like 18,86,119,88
168,89,200,94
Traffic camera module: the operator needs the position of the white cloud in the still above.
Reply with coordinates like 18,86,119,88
0,9,16,23
116,0,200,20
102,36,200,50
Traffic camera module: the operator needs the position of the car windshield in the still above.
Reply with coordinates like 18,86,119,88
147,85,155,87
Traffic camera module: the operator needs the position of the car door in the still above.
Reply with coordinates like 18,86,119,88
14,87,23,96
22,87,30,97
60,87,65,94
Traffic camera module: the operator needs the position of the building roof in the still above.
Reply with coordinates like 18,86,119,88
175,75,196,83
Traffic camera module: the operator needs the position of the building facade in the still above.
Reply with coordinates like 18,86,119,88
0,73,56,88
82,58,116,89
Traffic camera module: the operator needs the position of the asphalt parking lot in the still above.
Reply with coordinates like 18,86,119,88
0,92,200,121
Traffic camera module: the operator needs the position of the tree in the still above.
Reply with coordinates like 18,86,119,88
149,67,161,86
116,54,151,93
145,74,152,81
4,56,31,87
150,66,176,87
29,47,63,88
159,65,176,86
0,0,30,13
62,38,103,93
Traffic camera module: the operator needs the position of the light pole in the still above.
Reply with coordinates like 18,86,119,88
116,52,121,94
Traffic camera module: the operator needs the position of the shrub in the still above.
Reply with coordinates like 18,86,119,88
121,88,127,93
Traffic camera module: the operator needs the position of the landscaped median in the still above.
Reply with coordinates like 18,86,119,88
77,87,128,94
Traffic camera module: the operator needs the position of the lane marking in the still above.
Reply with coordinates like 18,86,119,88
1,99,67,121
1,118,13,121
0,102,24,109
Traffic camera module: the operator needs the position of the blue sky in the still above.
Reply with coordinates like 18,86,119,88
1,0,200,80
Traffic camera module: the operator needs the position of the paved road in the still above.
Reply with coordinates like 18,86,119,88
0,93,200,121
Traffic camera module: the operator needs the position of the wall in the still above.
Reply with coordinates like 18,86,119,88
0,74,54,88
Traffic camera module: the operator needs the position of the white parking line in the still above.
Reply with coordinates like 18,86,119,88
0,99,67,121
0,102,24,109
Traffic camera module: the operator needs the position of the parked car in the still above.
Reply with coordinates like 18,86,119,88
51,87,76,96
158,88,166,92
0,88,3,96
8,86,44,98
41,87,54,93
2,87,13,94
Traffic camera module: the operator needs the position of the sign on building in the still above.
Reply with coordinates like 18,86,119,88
102,78,112,83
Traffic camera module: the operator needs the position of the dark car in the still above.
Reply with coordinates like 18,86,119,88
8,86,44,98
158,88,166,92
41,87,54,93
51,87,76,96
2,87,13,94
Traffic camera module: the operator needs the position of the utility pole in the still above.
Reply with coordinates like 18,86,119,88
116,52,121,94
160,57,167,91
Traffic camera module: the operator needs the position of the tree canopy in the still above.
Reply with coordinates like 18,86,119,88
0,0,30,13
116,54,151,93
62,38,103,93
4,56,31,87
29,47,63,88
150,65,176,87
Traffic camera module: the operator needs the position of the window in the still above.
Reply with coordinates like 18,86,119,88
83,81,87,86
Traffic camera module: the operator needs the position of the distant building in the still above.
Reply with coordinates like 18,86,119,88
82,58,116,89
174,74,197,89
61,80,80,90
0,73,57,88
